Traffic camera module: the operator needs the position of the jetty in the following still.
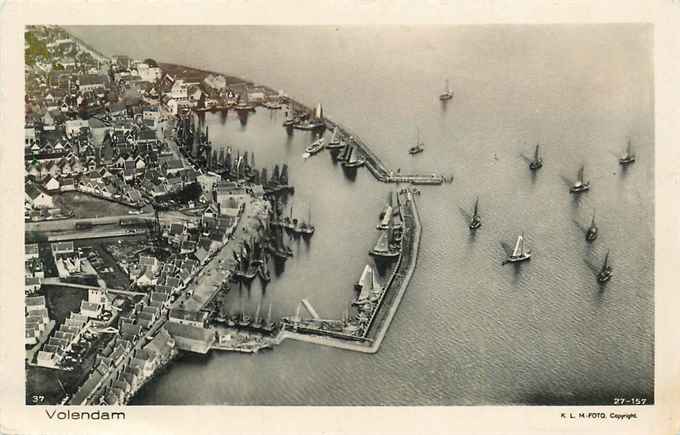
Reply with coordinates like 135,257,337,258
275,187,422,353
280,96,446,185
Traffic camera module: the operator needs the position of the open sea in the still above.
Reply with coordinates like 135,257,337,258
66,25,654,405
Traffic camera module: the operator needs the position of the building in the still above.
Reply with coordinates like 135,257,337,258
25,181,54,209
78,74,109,92
168,308,208,328
25,243,39,261
165,322,215,354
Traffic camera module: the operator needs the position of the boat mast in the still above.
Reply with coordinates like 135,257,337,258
578,166,584,184
473,197,479,218
601,251,610,272
267,302,272,324
534,144,540,162
512,234,523,258
591,210,596,228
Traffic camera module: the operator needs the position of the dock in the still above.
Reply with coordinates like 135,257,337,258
278,95,447,185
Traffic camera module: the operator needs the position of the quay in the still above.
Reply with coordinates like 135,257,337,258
276,187,422,353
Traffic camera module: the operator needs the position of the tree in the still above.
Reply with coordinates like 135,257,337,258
143,58,158,67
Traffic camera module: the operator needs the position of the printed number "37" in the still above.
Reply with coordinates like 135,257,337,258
32,395,45,403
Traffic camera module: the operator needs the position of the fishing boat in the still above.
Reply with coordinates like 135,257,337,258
258,254,271,282
529,144,543,170
619,138,636,165
235,89,255,111
439,79,453,101
262,99,282,110
298,204,315,237
597,251,613,283
469,197,481,230
238,310,252,328
293,103,325,130
263,303,275,333
304,135,325,155
326,127,344,149
282,202,295,231
252,303,263,329
342,145,366,168
408,128,424,155
337,142,352,162
586,211,598,242
282,105,296,126
569,166,591,193
505,233,531,263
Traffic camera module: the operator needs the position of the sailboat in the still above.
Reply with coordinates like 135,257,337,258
529,144,543,170
619,138,636,165
294,103,325,130
263,303,275,332
337,142,352,162
304,134,325,155
597,251,613,283
282,105,296,127
505,233,531,263
469,197,481,230
586,211,598,242
439,79,453,101
326,126,343,149
299,204,315,237
569,166,591,193
408,128,424,155
342,145,366,168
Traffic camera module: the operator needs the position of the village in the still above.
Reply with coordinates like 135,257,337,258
23,25,296,406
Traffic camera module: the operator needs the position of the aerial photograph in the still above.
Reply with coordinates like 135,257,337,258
23,25,653,406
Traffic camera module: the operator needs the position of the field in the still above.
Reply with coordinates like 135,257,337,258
54,191,136,218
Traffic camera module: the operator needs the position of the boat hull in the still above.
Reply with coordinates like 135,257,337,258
619,157,636,165
505,253,531,263
586,228,598,242
569,183,591,193
529,160,543,170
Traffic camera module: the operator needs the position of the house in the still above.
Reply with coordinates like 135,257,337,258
168,308,208,328
60,177,75,192
25,181,54,209
78,74,108,92
25,295,46,312
165,322,215,354
42,175,60,192
51,241,74,257
25,243,39,261
65,119,90,136
25,276,42,294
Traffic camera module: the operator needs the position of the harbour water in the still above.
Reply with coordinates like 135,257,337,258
68,25,654,405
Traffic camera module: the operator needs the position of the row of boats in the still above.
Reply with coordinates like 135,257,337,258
271,201,315,237
303,128,367,168
220,301,277,333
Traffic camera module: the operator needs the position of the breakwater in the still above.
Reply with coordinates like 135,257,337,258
264,92,446,185
275,187,422,353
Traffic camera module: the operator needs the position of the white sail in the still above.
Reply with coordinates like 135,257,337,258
512,234,524,258
315,103,324,119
